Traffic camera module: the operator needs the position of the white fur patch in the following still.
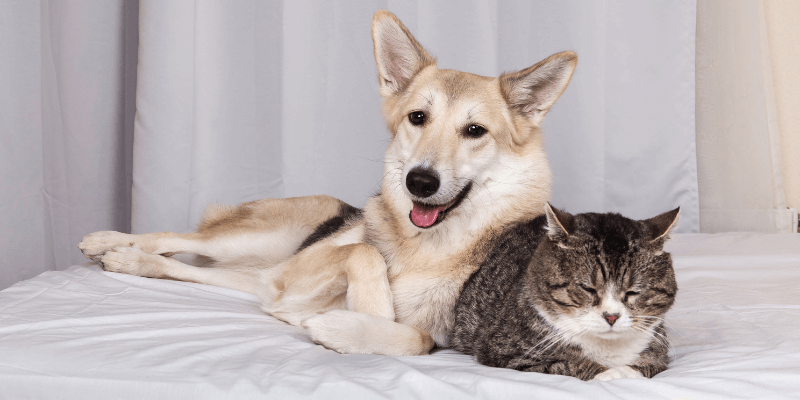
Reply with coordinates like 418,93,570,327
540,292,655,369
332,225,365,247
199,228,307,268
593,366,645,381
301,309,432,356
570,327,654,368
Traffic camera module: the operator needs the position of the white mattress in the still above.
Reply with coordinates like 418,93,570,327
1,232,799,399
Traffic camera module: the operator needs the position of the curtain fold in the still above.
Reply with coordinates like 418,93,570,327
0,0,701,290
696,0,796,233
4,1,799,292
132,0,699,235
492,1,698,228
0,0,138,290
763,0,800,229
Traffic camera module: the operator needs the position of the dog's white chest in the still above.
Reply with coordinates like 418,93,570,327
390,275,460,346
387,252,479,347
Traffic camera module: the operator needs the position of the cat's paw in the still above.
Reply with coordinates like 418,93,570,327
100,246,163,278
79,231,135,261
593,366,645,381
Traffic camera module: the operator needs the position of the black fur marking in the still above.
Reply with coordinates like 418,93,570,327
650,287,675,296
296,203,363,253
552,298,577,308
546,282,569,290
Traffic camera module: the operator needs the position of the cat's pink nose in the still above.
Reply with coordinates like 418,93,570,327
603,312,620,326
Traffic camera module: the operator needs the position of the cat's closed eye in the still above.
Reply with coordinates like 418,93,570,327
623,291,640,303
580,285,597,296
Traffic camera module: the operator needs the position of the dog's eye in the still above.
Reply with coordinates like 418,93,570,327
408,111,426,126
465,124,487,138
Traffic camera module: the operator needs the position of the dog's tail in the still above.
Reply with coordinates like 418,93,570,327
301,309,435,356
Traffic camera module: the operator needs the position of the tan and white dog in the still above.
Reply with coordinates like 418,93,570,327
79,10,577,357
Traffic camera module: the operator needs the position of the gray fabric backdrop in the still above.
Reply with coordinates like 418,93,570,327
132,0,698,234
0,0,698,290
0,0,138,289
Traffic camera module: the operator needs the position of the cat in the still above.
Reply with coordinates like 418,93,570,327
450,203,680,381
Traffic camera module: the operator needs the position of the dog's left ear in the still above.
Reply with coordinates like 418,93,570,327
499,51,577,130
372,11,436,98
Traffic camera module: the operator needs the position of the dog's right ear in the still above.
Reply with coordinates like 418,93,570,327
372,11,436,98
499,51,577,131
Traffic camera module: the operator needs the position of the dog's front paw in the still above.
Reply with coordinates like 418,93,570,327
301,309,432,356
301,310,357,354
79,231,135,261
100,246,163,278
593,366,645,381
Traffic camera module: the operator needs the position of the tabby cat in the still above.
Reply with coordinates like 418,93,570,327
451,204,680,381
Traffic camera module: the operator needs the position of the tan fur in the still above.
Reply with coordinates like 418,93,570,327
198,195,345,236
78,11,577,357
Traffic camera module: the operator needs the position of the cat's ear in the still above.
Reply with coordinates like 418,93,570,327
499,51,577,141
544,203,575,242
643,207,680,243
372,11,436,98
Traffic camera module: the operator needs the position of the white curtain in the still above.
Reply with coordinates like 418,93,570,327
132,0,699,235
0,0,138,289
696,0,797,233
764,0,800,221
2,0,703,290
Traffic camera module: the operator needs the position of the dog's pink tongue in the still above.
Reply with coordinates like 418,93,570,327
411,203,446,228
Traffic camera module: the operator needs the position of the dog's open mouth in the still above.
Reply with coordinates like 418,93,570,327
409,183,472,228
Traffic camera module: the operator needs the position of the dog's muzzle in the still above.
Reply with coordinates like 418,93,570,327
408,182,472,229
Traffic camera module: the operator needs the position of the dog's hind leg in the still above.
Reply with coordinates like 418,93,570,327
275,242,395,321
276,241,432,356
79,195,353,268
79,230,204,262
100,246,271,298
79,229,303,270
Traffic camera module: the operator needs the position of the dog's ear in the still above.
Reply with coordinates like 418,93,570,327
499,51,577,130
372,11,436,98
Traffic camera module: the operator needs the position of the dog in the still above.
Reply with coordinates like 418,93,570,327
78,10,577,356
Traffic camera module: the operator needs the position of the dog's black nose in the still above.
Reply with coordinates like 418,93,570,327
406,167,440,198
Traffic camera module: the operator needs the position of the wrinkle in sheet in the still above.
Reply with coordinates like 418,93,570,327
0,233,799,399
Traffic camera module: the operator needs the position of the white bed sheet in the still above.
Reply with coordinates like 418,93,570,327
1,232,799,399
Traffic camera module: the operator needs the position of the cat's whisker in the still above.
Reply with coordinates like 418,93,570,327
531,337,563,358
634,316,685,340
524,330,566,358
526,332,564,358
649,328,671,347
523,338,552,358
530,324,586,358
631,325,675,359
634,316,664,328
